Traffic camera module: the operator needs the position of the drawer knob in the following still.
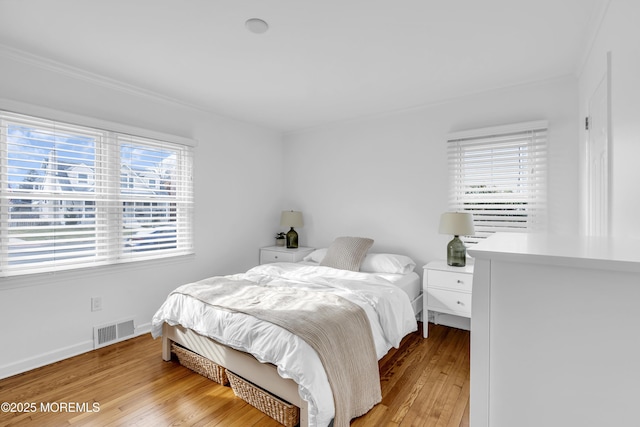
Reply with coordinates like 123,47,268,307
457,280,464,284
457,301,463,305
274,255,278,259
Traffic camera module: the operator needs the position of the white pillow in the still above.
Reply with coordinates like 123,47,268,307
304,249,416,275
360,253,416,274
303,248,327,263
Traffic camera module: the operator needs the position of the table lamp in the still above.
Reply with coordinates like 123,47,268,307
439,212,475,267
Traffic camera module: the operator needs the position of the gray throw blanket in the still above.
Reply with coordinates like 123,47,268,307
172,277,382,427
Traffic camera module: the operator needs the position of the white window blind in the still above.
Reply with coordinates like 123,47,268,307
0,110,194,277
447,121,548,244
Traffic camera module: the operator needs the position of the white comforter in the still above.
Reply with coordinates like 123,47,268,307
151,262,417,427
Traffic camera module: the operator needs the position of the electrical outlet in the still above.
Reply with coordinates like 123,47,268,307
91,296,102,312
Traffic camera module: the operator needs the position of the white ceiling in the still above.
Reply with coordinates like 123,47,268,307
0,0,607,133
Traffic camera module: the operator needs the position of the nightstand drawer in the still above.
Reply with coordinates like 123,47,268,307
427,269,473,292
260,251,296,264
259,247,315,265
427,288,472,316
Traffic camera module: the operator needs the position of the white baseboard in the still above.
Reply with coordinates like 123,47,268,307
0,340,94,380
136,322,152,335
0,325,153,380
432,313,471,331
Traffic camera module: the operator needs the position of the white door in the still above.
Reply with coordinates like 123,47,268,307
586,70,610,236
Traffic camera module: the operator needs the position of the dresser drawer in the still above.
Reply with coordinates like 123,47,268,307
427,288,472,317
427,269,473,292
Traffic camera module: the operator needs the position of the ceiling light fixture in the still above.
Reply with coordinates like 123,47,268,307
245,18,269,34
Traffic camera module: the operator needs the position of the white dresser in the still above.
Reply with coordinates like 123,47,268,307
423,260,473,338
468,233,640,427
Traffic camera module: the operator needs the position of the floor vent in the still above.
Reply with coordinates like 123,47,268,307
94,319,135,349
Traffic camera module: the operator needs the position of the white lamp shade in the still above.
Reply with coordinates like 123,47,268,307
280,210,304,228
439,212,475,236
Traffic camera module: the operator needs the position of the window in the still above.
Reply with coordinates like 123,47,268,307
0,110,194,277
447,121,547,244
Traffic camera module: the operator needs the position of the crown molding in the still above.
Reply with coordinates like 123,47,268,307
0,43,207,113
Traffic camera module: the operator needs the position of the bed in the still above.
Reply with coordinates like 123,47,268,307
151,239,422,427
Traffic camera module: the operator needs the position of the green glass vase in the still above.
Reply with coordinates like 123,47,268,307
446,235,467,267
286,227,298,248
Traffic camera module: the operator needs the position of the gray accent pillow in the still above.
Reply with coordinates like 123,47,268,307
320,236,374,271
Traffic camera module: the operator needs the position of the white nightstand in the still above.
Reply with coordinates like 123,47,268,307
423,260,474,338
259,246,315,265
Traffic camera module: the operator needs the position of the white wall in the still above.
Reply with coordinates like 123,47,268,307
0,52,284,379
579,0,640,238
283,76,580,270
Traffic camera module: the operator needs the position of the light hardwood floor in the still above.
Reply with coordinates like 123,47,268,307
0,322,469,426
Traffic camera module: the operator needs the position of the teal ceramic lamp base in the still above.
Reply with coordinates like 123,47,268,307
446,235,467,267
